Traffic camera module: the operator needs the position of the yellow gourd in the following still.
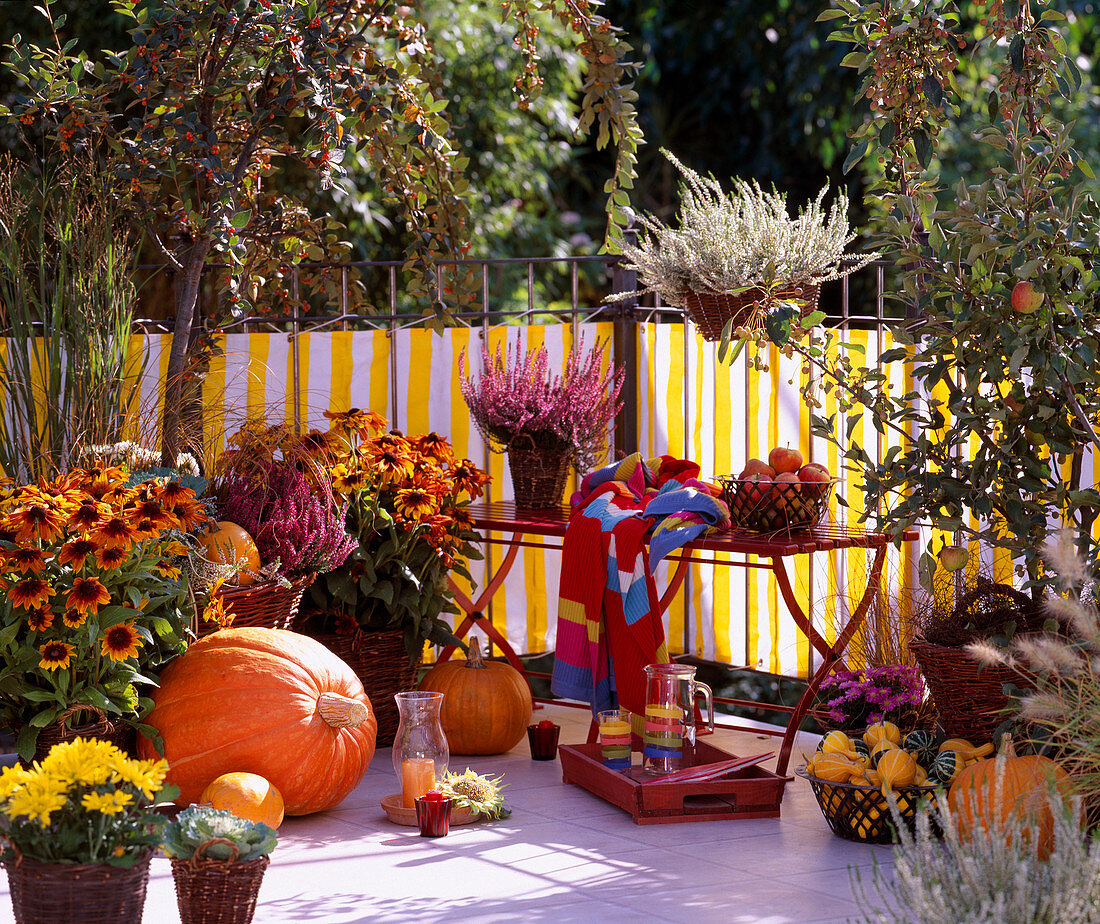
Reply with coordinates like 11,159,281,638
938,738,995,761
864,721,902,749
914,765,929,786
818,730,861,761
862,769,882,787
811,755,862,783
870,740,899,766
877,748,918,796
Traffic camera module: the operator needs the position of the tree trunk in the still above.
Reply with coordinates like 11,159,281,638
161,239,211,466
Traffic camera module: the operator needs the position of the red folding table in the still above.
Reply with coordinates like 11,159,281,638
440,501,916,777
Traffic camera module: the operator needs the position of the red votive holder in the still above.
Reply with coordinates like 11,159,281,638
527,721,561,760
414,791,452,837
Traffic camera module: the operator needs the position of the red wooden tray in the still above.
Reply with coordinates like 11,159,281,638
559,740,790,825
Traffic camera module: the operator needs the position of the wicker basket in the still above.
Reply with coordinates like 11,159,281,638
797,767,937,844
4,849,152,924
25,706,137,766
684,284,821,342
718,476,835,533
171,839,270,924
909,637,1030,742
306,627,422,747
507,445,570,509
197,572,315,638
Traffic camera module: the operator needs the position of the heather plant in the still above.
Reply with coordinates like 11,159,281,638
219,462,355,576
853,788,1100,924
813,664,924,732
459,337,624,475
611,149,877,309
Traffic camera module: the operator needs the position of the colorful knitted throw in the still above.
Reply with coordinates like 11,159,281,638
550,454,730,717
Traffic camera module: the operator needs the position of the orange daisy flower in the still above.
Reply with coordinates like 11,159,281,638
129,516,161,541
25,607,54,631
80,466,130,501
3,499,67,543
394,485,439,521
154,561,183,581
38,640,74,671
324,407,386,440
58,538,98,571
202,595,232,628
155,480,193,506
68,500,106,533
330,462,368,494
90,515,136,551
100,621,143,661
127,492,173,530
93,545,129,570
8,577,54,610
3,547,46,575
291,429,345,465
365,444,415,487
449,459,490,500
61,608,87,628
414,432,454,464
169,497,208,531
67,576,110,615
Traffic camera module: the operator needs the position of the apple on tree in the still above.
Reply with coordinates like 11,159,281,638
1011,280,1045,315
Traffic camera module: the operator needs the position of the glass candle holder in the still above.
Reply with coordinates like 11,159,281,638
392,691,449,808
597,708,632,771
526,721,560,760
415,794,453,837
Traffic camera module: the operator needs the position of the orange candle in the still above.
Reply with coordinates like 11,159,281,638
401,757,437,808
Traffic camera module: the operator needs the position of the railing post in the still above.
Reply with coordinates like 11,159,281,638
611,228,638,458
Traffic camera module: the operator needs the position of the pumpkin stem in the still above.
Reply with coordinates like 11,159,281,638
317,692,370,728
1000,735,1017,759
465,637,487,670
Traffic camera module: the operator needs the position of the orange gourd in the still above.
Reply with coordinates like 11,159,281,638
201,772,285,829
419,638,532,755
947,737,1074,859
137,628,377,815
199,520,261,587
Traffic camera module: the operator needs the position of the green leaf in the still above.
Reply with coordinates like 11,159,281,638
912,129,932,169
230,210,251,229
921,75,943,108
843,140,870,176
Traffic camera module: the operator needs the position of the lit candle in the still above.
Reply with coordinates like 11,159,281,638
401,757,437,808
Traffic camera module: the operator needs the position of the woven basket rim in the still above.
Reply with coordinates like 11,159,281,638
4,847,155,872
214,570,315,601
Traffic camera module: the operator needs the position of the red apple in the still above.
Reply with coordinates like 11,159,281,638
1011,280,1045,315
739,472,773,508
773,471,800,510
740,458,776,479
769,446,804,474
938,545,969,572
797,462,832,499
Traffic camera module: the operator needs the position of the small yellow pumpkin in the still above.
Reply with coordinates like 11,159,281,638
864,721,902,749
201,772,285,829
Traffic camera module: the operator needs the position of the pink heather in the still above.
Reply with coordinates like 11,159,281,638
221,462,356,575
459,336,624,472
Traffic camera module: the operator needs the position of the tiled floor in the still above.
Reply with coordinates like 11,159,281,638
0,704,894,923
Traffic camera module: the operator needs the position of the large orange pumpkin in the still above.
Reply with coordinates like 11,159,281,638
138,628,377,815
198,520,261,587
947,737,1074,859
419,638,532,755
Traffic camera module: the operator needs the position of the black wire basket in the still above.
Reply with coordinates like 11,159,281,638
718,477,837,532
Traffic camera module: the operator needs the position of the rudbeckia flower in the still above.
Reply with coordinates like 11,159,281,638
67,576,110,616
38,640,74,671
8,577,54,610
100,621,142,661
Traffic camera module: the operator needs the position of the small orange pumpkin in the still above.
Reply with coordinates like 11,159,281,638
201,772,285,829
199,520,261,586
419,638,532,755
947,737,1074,859
138,628,377,815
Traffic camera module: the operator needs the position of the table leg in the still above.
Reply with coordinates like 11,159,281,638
772,544,888,777
440,533,534,703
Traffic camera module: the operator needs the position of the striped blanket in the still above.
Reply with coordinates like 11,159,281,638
550,454,730,717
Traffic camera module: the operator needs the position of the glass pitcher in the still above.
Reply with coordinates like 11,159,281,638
392,691,449,807
642,663,714,775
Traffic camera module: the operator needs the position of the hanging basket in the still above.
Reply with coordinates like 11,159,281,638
506,446,571,509
170,839,270,924
4,849,152,924
301,627,422,747
684,284,821,342
25,706,137,766
197,572,315,638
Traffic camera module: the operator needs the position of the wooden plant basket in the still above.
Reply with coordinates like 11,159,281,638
559,740,789,825
197,572,315,638
4,849,152,924
170,839,270,924
684,284,820,342
507,445,571,510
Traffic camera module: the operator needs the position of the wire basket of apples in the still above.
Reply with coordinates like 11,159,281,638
718,448,837,532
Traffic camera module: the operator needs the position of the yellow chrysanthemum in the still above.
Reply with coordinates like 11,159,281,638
81,789,134,815
40,737,118,787
0,765,32,801
108,755,168,801
4,774,69,826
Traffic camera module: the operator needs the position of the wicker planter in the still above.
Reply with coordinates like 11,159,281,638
23,706,137,766
197,572,315,638
4,849,151,924
305,627,422,747
684,284,821,342
797,768,937,844
171,840,270,924
909,637,1031,742
507,446,570,509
